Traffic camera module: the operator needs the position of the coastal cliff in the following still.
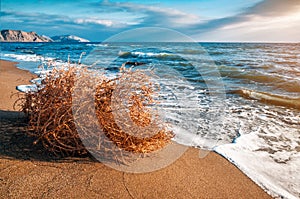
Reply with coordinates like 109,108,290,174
0,29,52,42
0,30,89,42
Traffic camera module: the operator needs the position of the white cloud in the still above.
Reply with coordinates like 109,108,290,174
74,18,114,27
192,0,300,42
93,1,203,28
125,4,201,26
196,10,300,42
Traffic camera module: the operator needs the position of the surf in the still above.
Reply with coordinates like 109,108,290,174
230,89,300,110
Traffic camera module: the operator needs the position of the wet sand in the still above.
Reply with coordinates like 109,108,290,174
0,60,271,198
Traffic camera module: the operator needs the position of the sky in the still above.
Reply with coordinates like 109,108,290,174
1,0,300,42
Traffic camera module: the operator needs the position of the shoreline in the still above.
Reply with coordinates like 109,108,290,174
0,59,271,198
0,60,36,111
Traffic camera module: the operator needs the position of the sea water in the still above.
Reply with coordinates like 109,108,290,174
1,42,299,198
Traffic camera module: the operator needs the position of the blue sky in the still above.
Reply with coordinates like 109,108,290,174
1,0,300,42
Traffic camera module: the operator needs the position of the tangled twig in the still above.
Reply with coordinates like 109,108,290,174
17,65,173,161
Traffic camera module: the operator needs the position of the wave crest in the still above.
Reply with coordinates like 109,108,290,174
231,89,300,110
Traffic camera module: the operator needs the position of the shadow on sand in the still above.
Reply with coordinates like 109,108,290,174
0,110,94,163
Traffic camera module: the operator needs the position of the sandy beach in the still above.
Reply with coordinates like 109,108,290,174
0,59,272,198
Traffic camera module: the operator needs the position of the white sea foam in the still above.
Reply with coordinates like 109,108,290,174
3,53,55,62
131,52,171,57
16,85,38,93
215,130,300,199
168,90,300,198
86,43,108,47
34,70,50,77
171,94,300,199
118,51,175,58
30,78,43,84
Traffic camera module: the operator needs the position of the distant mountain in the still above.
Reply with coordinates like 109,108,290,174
51,35,90,42
0,29,53,42
0,29,90,43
